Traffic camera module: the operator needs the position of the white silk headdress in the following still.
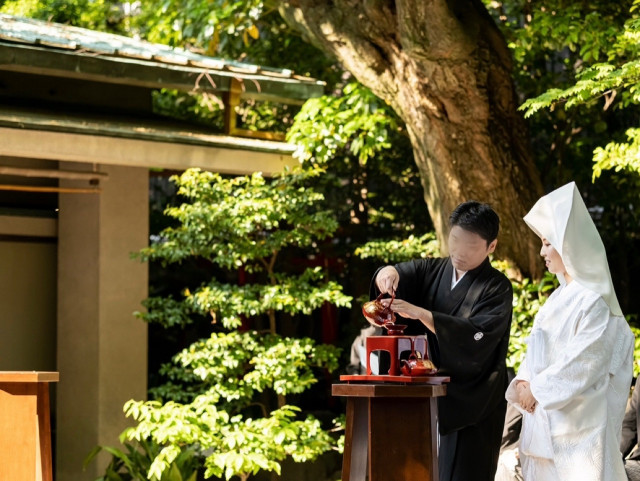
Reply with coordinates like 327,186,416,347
523,181,622,316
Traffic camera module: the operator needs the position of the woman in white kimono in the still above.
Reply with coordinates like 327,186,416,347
506,182,634,481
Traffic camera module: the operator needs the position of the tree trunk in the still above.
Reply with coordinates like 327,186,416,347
279,0,544,277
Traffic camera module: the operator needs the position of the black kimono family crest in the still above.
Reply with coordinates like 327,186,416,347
370,257,513,481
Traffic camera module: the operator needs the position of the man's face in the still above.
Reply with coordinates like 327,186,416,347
447,225,497,272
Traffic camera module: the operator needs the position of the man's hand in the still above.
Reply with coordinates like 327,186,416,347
375,266,399,295
516,381,537,413
381,298,435,333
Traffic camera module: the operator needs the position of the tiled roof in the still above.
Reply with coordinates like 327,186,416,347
0,13,325,102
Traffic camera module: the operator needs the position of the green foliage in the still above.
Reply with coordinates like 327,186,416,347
129,0,342,87
593,128,640,179
514,0,640,117
288,83,397,166
507,0,640,182
118,167,350,481
84,439,200,481
519,60,640,117
136,167,351,333
0,0,129,33
236,98,299,134
354,233,440,265
149,330,340,404
492,0,631,69
140,267,350,330
492,261,559,372
486,1,640,323
287,81,432,240
136,297,194,329
630,323,640,377
122,400,333,481
138,168,337,271
133,0,264,52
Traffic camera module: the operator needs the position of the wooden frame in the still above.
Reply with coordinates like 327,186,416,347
0,371,59,481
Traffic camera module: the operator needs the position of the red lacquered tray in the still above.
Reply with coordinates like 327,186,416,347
340,374,450,385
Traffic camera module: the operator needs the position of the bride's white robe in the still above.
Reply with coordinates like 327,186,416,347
506,280,634,481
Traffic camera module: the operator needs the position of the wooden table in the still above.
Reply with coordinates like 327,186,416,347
0,371,59,481
333,380,447,481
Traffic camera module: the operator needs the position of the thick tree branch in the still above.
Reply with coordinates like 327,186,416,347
279,0,545,276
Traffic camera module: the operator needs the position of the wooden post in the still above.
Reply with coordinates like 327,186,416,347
222,78,242,136
333,382,446,481
0,371,59,481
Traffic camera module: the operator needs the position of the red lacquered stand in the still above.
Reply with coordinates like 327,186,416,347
334,374,449,481
365,336,408,375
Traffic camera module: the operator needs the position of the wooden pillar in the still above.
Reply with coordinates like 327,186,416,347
0,371,59,481
222,78,242,136
56,164,148,481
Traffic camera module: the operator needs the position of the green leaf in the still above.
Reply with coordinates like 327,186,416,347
83,445,102,471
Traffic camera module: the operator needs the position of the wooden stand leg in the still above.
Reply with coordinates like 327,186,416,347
369,397,438,481
37,383,53,481
430,397,439,480
342,397,369,481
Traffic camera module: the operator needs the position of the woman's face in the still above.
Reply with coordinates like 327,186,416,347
540,238,566,274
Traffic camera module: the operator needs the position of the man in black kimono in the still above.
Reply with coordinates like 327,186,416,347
372,201,513,481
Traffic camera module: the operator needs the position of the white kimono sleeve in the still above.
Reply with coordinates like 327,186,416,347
506,356,528,403
516,355,531,382
529,297,613,411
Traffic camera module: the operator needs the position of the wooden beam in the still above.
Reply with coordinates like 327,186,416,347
0,42,324,104
222,78,288,141
232,129,286,142
0,107,297,155
0,185,100,194
0,166,108,181
0,127,296,176
0,215,57,238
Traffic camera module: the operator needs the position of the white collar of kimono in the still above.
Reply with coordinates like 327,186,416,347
451,269,466,289
523,181,622,316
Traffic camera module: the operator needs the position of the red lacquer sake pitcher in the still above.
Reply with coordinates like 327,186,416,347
362,291,407,335
400,338,437,376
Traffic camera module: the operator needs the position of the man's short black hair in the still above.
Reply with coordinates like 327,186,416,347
449,201,500,244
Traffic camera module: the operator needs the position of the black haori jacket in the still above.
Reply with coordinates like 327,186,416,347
370,257,513,434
